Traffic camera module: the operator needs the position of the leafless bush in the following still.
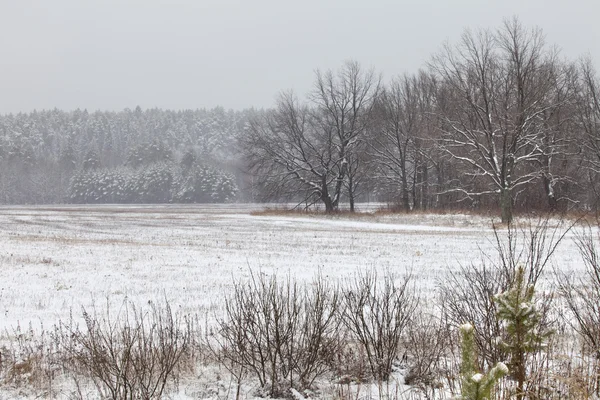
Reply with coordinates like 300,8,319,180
341,270,418,383
294,275,344,388
490,215,574,286
559,224,600,396
438,215,568,400
439,260,505,371
331,339,371,385
401,312,450,393
58,299,192,400
213,271,342,397
441,216,568,369
0,322,62,394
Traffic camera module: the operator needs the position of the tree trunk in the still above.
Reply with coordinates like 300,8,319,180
414,161,428,211
436,162,446,209
422,163,429,210
348,173,355,212
516,360,526,400
322,195,334,213
500,187,513,224
321,177,335,213
542,173,557,211
401,172,410,212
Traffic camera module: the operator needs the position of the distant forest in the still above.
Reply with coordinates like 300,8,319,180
1,19,600,223
0,107,246,205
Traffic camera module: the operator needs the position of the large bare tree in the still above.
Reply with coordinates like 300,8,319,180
244,61,380,212
311,61,381,211
430,18,563,222
243,92,338,210
533,61,580,211
369,71,436,211
576,57,600,206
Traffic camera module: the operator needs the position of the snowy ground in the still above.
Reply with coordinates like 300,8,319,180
0,204,588,398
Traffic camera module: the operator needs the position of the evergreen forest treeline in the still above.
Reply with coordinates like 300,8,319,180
0,107,244,204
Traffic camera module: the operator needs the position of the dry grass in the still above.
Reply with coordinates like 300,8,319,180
252,204,597,229
7,234,168,247
250,207,367,217
0,254,58,266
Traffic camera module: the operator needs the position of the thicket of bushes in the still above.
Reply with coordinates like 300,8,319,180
2,218,600,399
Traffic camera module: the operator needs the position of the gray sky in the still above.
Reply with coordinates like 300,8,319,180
1,0,598,113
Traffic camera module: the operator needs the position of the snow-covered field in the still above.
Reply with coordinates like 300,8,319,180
0,204,584,333
0,204,588,398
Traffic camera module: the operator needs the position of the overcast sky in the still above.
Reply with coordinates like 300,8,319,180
1,0,598,113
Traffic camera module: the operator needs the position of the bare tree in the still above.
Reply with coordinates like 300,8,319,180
244,93,341,210
544,64,580,211
369,72,435,211
430,18,563,222
578,58,600,170
311,61,381,211
576,57,600,207
243,61,380,212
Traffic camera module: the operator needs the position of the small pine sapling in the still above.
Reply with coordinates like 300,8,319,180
459,323,508,400
495,265,552,400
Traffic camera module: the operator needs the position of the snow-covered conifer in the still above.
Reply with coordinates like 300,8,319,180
459,323,508,400
495,265,551,400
